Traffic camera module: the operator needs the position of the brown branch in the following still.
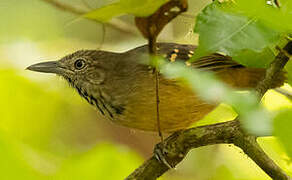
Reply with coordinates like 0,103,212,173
126,120,240,180
126,120,291,180
40,0,138,35
234,133,291,180
256,41,292,97
126,41,292,180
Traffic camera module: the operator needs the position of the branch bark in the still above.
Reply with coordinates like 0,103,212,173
126,41,292,180
256,41,292,97
126,120,291,180
40,0,138,35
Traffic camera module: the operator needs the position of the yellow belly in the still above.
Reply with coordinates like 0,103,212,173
115,78,216,132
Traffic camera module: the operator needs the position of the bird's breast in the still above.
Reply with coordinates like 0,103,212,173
111,77,216,132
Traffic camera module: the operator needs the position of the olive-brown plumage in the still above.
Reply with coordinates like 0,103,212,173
27,43,285,132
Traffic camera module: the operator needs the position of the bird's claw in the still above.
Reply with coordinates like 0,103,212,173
154,143,173,169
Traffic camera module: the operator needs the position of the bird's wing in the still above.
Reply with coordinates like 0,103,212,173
155,43,244,71
155,43,281,89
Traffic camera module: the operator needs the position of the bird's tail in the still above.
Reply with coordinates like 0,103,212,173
224,68,286,89
195,53,286,89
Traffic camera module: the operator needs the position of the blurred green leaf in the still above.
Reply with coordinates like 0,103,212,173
56,143,142,180
231,0,292,32
84,0,169,22
0,134,46,180
0,70,59,140
274,109,292,158
160,61,272,135
0,69,88,150
0,133,142,180
193,2,281,67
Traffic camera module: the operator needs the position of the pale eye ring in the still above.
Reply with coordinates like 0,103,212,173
74,59,86,70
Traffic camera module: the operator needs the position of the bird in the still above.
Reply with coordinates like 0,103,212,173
27,43,285,133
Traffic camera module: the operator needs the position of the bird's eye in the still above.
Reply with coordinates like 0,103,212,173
74,59,86,70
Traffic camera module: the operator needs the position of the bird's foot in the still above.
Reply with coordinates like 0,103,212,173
154,142,173,169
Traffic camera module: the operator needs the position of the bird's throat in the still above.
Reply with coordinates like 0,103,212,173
71,84,125,120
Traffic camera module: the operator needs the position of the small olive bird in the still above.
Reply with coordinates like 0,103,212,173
27,43,285,132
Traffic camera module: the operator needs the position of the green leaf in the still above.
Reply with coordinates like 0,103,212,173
231,0,292,32
160,61,272,135
0,70,61,141
232,47,275,68
195,104,238,127
193,2,281,68
212,166,236,180
0,134,45,180
274,109,292,157
84,0,169,22
56,143,142,180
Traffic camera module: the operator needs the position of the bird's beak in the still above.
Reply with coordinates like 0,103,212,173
26,61,64,74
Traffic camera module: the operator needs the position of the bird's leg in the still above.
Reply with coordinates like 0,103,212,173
154,141,173,169
147,37,172,168
154,62,173,168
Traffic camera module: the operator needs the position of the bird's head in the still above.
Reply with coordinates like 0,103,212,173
26,50,120,90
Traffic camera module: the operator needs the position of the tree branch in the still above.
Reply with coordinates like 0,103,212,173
126,120,291,180
40,0,138,35
126,120,239,180
233,131,291,180
256,41,292,97
126,41,292,180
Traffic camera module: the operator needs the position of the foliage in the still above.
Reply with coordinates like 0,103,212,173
274,109,292,158
0,70,142,180
193,1,282,67
190,0,292,155
56,143,142,180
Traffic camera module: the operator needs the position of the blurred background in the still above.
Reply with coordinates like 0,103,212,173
0,0,291,179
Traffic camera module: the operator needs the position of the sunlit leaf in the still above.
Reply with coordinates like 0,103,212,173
212,166,236,180
195,104,237,127
274,109,292,157
84,0,169,22
193,2,281,68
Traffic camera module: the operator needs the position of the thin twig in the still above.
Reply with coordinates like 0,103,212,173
40,0,138,35
155,68,163,141
41,0,86,15
148,36,164,145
